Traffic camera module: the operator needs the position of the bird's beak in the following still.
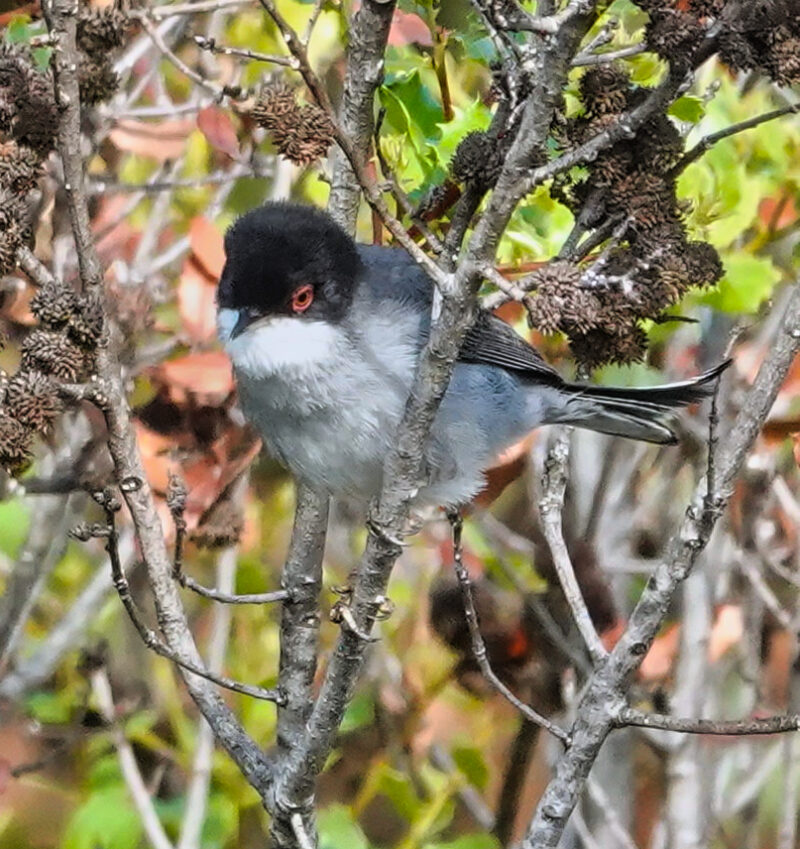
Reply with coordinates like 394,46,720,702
230,309,255,339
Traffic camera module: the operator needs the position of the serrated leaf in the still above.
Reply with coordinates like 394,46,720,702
670,96,705,124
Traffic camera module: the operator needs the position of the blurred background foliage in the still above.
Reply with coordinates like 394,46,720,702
0,0,799,847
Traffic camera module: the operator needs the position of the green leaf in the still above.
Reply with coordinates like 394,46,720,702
699,253,781,314
0,499,30,558
340,690,375,734
25,690,74,725
318,805,369,849
377,765,422,820
199,793,239,848
670,96,706,124
451,744,489,790
61,787,143,849
425,835,500,849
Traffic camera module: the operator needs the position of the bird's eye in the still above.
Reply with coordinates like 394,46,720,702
291,285,314,314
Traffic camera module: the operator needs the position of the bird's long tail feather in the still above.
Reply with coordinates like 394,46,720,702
549,359,732,445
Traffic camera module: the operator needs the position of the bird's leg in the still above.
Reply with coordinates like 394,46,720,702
446,509,465,568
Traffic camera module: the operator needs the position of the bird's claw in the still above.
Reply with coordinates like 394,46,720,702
366,517,405,549
330,601,378,642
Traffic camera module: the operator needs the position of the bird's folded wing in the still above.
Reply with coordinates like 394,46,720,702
458,311,562,381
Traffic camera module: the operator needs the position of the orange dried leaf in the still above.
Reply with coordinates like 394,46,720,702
709,604,743,661
109,118,195,161
158,350,234,398
639,624,679,681
388,10,433,46
197,106,240,158
189,217,226,279
759,195,797,231
135,422,173,494
178,257,218,343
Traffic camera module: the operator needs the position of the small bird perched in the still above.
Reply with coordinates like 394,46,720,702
217,203,727,508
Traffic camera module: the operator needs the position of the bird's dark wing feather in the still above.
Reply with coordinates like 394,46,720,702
358,244,561,381
459,311,562,382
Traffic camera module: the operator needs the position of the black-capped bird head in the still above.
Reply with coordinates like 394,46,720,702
217,203,362,339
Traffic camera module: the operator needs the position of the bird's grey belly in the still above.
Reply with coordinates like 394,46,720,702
234,357,539,507
235,369,402,499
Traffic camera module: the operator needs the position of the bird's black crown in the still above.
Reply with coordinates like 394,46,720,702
217,203,363,322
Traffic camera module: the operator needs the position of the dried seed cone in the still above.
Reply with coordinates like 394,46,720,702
250,82,300,130
21,329,87,382
580,65,631,116
450,130,505,188
768,37,800,85
0,412,33,474
277,107,335,165
684,241,723,286
645,9,704,62
78,56,120,106
69,291,105,348
4,371,62,431
571,326,649,368
0,43,31,133
0,142,42,196
30,281,79,329
77,4,129,56
251,85,334,164
191,497,244,549
13,72,59,155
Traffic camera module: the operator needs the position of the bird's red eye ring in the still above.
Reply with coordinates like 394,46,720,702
291,284,314,314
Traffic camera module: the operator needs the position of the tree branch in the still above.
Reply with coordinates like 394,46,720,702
269,484,329,847
43,0,275,803
538,431,608,665
670,101,800,177
523,281,800,848
620,707,800,736
326,0,397,233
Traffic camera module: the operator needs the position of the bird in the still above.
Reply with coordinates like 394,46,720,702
216,202,728,508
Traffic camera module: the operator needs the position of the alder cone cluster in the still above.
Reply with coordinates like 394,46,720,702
251,83,335,165
536,56,726,368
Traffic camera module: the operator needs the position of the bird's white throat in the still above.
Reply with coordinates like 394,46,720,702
218,308,340,378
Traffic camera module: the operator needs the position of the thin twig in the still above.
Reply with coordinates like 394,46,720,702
177,540,240,849
193,35,296,68
92,668,174,849
140,17,241,101
135,0,251,20
620,707,800,736
670,101,800,177
572,42,646,66
179,576,289,605
102,500,283,703
449,512,570,743
538,431,608,665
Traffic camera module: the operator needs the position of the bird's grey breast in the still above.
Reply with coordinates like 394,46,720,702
220,295,423,498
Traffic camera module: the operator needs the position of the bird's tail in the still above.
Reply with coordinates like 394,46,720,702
547,360,732,445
